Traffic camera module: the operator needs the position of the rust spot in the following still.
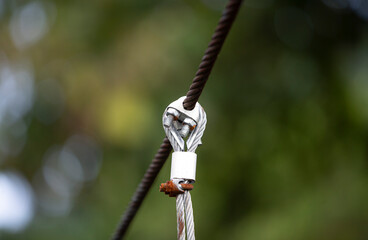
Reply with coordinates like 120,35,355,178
159,180,194,197
160,181,182,197
178,212,185,237
180,183,194,191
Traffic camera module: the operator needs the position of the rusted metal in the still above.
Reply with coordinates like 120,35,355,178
178,214,185,236
160,180,194,197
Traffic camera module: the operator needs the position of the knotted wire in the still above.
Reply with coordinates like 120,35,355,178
112,1,243,239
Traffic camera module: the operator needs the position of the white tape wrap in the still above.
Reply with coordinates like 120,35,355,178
170,152,197,182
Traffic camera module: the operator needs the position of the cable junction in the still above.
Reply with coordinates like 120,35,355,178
112,1,243,239
161,96,207,240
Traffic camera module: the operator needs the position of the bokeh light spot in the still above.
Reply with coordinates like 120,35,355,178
97,91,153,147
0,171,34,233
0,60,34,125
9,1,48,49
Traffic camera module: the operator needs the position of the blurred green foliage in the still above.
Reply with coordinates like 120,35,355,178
1,0,368,239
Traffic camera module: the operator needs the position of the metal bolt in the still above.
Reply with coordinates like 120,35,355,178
179,118,197,137
164,108,180,128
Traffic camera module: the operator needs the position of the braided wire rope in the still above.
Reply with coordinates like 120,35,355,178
164,125,183,151
187,107,207,152
176,193,186,240
183,0,243,111
112,1,242,239
112,138,172,240
184,191,195,240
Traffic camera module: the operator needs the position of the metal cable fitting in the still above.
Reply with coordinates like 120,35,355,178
111,1,243,239
161,96,207,240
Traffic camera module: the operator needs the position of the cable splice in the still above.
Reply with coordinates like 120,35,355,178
161,96,207,240
112,1,243,239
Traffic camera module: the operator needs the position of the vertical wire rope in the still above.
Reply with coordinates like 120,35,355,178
176,194,186,240
184,191,195,240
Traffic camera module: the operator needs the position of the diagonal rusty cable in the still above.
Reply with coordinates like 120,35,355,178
183,0,243,110
112,1,242,239
112,138,172,240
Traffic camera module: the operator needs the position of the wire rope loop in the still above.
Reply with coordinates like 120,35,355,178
162,97,207,240
162,96,207,153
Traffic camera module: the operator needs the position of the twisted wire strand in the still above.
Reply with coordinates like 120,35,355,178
187,107,207,152
112,1,243,239
176,194,186,240
183,0,243,111
184,191,195,240
164,126,183,152
112,138,172,240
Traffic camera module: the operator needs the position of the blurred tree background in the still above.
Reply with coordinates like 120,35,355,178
0,0,368,239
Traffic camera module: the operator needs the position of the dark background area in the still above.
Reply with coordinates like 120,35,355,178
0,0,368,239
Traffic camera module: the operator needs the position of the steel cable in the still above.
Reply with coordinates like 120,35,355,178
176,194,186,240
112,138,172,240
183,0,243,111
112,1,242,239
164,104,206,240
184,191,195,240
